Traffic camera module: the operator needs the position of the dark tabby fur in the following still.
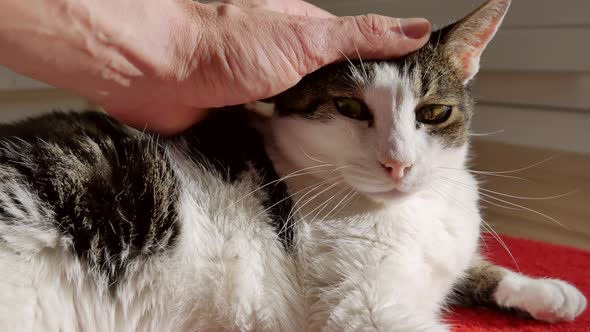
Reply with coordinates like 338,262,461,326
0,112,179,283
453,260,506,308
0,109,296,284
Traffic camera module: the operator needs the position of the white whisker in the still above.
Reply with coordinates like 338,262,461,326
440,177,569,230
297,144,331,164
286,180,343,225
226,164,341,208
252,176,339,226
330,191,359,221
479,219,520,271
353,43,369,82
478,187,579,201
473,156,556,175
299,186,348,224
469,171,533,182
324,188,356,220
442,175,575,201
337,49,364,84
479,191,569,230
431,184,520,271
437,166,533,182
468,129,505,137
478,196,520,210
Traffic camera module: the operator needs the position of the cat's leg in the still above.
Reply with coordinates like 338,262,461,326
307,258,451,332
315,289,451,332
455,257,587,322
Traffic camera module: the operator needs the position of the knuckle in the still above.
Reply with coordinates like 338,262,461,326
354,14,390,40
288,19,326,75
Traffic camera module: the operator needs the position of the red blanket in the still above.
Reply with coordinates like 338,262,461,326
446,234,590,331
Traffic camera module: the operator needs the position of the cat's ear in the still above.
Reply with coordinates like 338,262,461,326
438,0,511,84
245,98,276,117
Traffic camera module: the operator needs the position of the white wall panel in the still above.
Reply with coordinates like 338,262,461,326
0,66,51,91
471,104,590,154
309,0,590,28
474,72,590,111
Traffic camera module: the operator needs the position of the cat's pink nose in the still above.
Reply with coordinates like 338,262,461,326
382,159,413,181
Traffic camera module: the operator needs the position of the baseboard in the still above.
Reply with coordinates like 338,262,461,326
0,89,92,123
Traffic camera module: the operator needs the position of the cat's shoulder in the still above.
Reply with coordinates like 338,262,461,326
0,110,180,283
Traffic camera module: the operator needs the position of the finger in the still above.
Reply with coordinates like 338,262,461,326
297,15,432,72
110,106,210,135
150,108,210,134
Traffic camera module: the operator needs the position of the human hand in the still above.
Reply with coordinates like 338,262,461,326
122,0,430,132
216,0,334,18
0,0,431,134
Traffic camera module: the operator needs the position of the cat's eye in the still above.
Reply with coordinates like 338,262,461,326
334,98,372,122
415,105,453,125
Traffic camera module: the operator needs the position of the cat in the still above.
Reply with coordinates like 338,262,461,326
0,0,586,331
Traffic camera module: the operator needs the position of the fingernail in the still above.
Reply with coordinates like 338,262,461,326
399,18,431,39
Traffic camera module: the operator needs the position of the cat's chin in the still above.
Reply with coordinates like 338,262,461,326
363,188,412,203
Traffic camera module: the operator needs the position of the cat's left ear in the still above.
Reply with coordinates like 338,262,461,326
439,0,511,84
245,99,275,117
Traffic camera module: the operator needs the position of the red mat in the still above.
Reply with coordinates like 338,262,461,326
446,234,590,331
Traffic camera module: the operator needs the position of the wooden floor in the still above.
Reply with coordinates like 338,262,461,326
470,140,590,251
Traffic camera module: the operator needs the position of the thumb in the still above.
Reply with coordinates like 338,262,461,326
300,15,431,70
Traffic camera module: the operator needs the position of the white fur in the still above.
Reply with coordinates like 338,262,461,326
494,271,587,323
257,63,482,330
297,175,481,331
0,10,586,327
0,148,304,332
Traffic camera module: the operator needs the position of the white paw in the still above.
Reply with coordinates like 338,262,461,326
494,273,587,323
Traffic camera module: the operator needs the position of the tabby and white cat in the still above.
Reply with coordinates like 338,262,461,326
0,0,586,331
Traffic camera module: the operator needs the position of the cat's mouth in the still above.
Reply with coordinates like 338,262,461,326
356,187,412,202
339,170,411,201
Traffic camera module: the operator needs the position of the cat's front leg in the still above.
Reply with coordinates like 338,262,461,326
308,260,451,332
318,298,450,332
455,257,587,322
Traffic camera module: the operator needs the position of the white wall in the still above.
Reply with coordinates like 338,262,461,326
0,66,89,122
0,66,51,91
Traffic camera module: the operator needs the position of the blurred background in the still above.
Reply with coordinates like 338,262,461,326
1,0,588,249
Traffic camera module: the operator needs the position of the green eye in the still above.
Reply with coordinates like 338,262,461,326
334,98,372,122
416,105,453,125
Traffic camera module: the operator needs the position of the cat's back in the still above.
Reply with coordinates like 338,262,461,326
0,110,302,331
0,111,182,329
0,111,179,278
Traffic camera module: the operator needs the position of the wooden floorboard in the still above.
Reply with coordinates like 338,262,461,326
470,140,590,251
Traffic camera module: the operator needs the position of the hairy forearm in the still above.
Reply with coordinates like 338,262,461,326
0,0,196,104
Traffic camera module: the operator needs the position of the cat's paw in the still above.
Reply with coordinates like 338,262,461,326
494,273,587,322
